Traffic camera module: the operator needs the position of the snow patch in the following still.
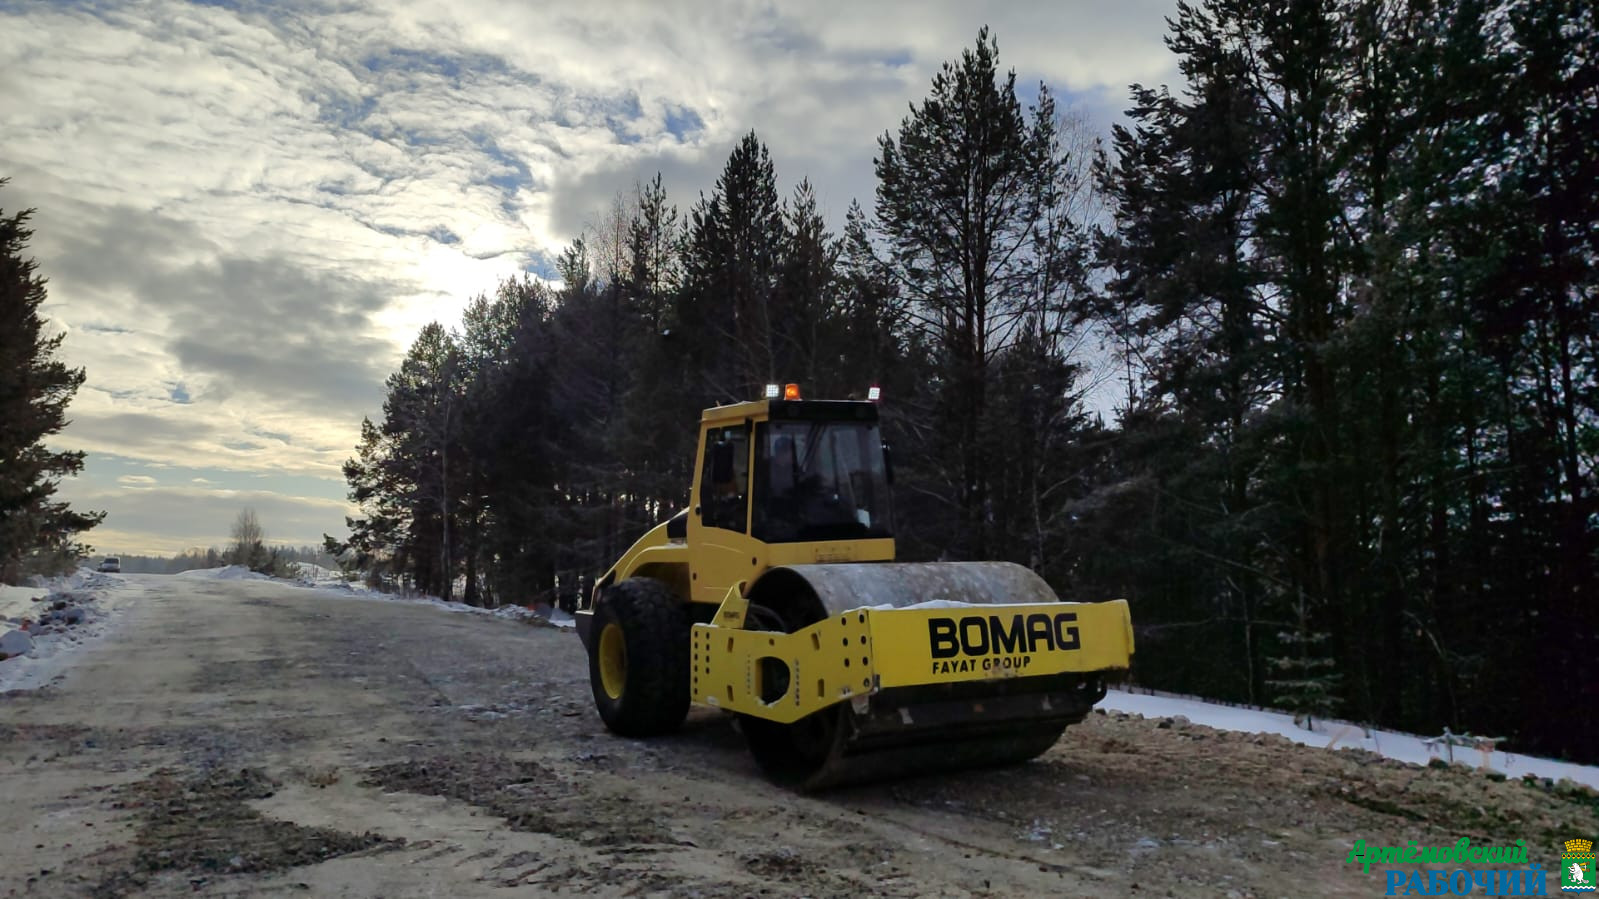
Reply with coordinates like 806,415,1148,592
1101,687,1599,789
173,565,269,581
279,571,576,628
0,584,48,621
861,599,1101,611
864,599,975,610
0,568,142,691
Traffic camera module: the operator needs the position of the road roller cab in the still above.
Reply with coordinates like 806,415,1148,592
574,385,1135,789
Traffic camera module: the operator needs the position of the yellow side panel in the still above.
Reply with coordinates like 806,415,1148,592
692,599,1133,723
868,599,1134,688
692,613,874,725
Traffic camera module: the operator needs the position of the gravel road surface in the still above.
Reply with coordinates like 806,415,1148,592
2,574,1592,897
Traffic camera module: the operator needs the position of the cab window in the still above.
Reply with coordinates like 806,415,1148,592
699,424,749,532
752,420,893,543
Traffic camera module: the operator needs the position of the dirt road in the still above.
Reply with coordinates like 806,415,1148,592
2,575,1592,897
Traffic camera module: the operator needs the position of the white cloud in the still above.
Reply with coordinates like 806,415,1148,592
1,0,1180,553
66,484,353,556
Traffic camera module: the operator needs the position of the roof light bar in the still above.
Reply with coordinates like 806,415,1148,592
783,383,802,401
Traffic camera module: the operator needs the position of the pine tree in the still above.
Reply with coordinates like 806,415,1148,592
0,181,102,583
867,28,1091,560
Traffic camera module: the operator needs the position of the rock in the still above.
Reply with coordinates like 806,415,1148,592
1555,777,1595,799
61,607,85,625
0,629,35,658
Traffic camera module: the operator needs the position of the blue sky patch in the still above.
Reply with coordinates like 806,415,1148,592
472,131,533,193
664,105,704,141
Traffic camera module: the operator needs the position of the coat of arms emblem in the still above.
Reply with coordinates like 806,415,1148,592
1565,839,1596,893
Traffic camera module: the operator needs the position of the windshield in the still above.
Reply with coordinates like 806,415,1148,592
753,420,893,543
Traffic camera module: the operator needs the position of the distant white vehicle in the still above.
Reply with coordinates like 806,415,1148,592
97,557,121,573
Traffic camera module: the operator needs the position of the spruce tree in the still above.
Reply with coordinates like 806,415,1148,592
682,131,787,398
0,181,102,583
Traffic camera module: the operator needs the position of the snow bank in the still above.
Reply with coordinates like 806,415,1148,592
314,588,578,628
173,565,269,581
0,568,138,691
0,583,47,622
280,569,576,628
290,563,339,582
1101,687,1599,789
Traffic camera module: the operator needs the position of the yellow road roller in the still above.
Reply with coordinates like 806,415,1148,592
574,384,1134,790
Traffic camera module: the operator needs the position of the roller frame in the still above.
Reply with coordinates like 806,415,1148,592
693,581,1134,724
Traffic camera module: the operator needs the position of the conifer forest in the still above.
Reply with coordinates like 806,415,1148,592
334,4,1597,762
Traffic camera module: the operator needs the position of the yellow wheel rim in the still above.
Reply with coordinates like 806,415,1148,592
598,622,627,701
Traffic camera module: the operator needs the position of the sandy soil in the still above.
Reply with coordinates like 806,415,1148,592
1,574,1593,897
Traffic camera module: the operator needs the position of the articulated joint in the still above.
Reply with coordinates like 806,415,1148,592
712,581,749,628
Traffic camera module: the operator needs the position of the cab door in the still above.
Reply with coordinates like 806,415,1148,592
688,421,763,605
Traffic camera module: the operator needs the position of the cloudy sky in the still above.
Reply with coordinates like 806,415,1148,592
0,0,1181,556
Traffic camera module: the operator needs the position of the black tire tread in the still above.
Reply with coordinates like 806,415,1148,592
588,576,691,737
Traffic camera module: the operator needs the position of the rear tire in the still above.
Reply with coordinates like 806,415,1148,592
588,577,691,737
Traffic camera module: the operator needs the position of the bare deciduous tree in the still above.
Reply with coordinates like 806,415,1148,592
228,507,265,569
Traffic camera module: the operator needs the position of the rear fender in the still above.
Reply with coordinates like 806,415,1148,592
588,518,690,609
